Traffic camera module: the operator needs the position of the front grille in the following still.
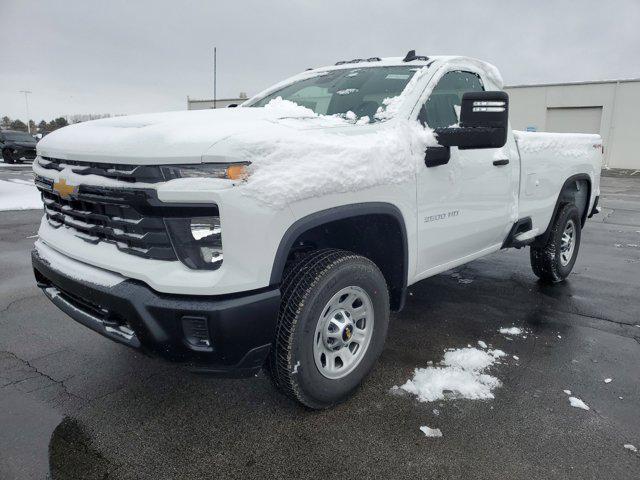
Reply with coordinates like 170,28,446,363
35,174,177,261
38,156,166,183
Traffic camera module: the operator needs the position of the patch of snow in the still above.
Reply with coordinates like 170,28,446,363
397,347,504,402
291,361,301,374
604,378,612,384
419,426,443,438
263,97,318,118
35,239,125,287
557,335,562,339
6,178,34,186
563,390,572,395
237,115,438,209
432,408,440,416
477,340,487,349
568,396,590,410
458,278,473,284
514,131,601,159
336,88,359,96
0,162,34,169
513,355,519,360
0,179,42,211
499,327,523,336
623,444,637,453
345,110,357,121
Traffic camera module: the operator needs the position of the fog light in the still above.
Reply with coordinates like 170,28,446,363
182,315,213,351
165,216,223,270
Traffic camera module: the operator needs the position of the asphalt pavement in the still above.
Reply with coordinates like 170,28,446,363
0,172,638,479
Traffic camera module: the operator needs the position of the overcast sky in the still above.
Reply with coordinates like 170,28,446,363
1,0,639,121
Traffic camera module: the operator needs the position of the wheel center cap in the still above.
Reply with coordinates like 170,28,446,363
342,324,354,342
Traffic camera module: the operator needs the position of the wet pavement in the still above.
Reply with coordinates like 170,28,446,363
0,175,638,479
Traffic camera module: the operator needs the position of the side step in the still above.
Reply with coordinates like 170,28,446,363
514,227,539,243
502,217,538,249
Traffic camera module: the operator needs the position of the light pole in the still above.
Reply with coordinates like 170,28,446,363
19,90,32,133
213,47,217,109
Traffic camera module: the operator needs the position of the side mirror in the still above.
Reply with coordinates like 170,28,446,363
434,91,509,149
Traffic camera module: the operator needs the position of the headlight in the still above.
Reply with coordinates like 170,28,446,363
160,163,249,181
165,216,223,270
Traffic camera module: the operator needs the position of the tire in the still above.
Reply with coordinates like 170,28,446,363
268,249,390,409
530,203,582,282
2,149,15,164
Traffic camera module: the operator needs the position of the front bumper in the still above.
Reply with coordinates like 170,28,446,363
32,248,281,377
8,146,36,159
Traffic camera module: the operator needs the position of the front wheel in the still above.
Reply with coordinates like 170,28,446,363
530,203,582,282
2,149,15,164
268,249,390,409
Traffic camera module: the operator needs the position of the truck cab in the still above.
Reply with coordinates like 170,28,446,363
31,52,601,408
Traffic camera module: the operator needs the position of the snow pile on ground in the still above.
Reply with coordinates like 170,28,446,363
499,327,524,336
419,426,443,438
624,444,638,453
0,178,42,211
395,347,505,402
568,396,590,410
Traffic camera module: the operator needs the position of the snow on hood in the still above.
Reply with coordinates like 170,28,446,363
36,102,349,164
226,116,438,209
36,97,439,210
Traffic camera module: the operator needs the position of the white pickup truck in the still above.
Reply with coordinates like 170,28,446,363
31,52,602,408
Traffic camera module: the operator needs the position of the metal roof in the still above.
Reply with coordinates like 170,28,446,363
505,78,640,88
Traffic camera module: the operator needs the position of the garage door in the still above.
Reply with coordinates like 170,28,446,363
545,106,602,134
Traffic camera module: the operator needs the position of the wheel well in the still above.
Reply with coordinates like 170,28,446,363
558,177,590,226
535,174,591,247
272,208,407,311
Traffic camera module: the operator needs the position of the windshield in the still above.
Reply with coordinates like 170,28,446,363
2,131,35,142
249,66,420,119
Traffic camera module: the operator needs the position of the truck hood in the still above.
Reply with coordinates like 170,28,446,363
9,140,37,148
36,107,352,165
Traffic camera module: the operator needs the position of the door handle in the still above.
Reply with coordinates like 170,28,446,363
493,159,509,166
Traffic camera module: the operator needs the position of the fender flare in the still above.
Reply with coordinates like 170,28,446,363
536,173,592,246
269,202,409,295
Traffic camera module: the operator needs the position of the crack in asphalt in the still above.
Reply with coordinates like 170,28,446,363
551,308,638,329
0,292,42,316
0,350,83,401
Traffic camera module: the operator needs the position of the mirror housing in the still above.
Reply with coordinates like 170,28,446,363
434,91,509,149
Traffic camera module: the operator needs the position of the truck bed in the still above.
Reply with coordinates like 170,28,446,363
513,130,602,236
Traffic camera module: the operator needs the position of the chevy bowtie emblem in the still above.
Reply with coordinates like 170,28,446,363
53,179,78,199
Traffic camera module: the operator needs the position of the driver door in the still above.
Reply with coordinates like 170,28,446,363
415,70,514,277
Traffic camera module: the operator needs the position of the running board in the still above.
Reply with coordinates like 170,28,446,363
503,217,538,249
514,228,540,242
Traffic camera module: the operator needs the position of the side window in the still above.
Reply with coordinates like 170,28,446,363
418,71,484,128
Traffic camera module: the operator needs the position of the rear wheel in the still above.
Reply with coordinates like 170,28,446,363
530,203,582,282
2,149,15,164
268,249,390,409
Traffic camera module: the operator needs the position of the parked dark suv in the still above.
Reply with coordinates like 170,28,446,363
0,130,37,163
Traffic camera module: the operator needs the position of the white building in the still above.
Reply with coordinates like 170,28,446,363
185,79,639,170
505,79,640,170
187,95,248,110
